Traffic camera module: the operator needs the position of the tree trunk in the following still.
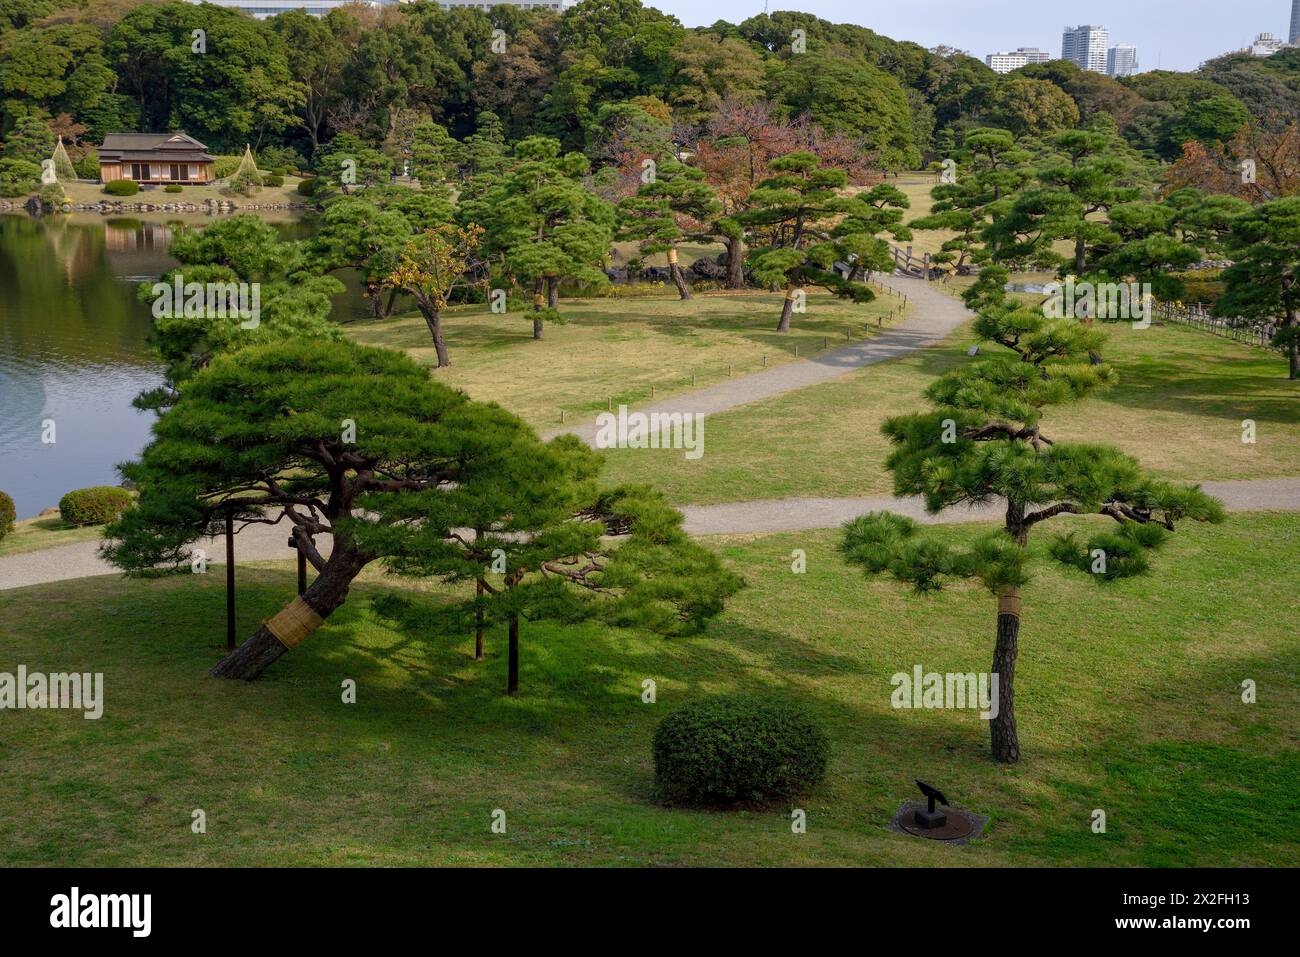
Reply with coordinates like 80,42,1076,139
1074,237,1086,276
532,280,545,340
989,587,1021,764
421,306,450,367
1286,308,1298,380
667,248,691,300
725,235,745,290
210,546,365,681
776,287,797,333
507,614,520,695
475,578,486,661
547,275,559,309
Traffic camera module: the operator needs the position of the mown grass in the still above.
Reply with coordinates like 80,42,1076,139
0,516,102,558
0,513,1295,866
599,318,1300,505
347,289,907,428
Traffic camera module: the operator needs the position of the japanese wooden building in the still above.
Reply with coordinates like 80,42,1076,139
98,133,216,185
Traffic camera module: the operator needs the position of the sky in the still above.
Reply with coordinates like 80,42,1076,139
650,0,1297,72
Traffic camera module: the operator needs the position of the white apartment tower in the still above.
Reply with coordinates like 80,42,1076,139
1062,24,1110,73
1291,0,1300,44
1107,44,1139,76
985,48,1052,73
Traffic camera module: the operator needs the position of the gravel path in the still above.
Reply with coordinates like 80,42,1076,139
544,275,971,444
4,278,1295,592
2,478,1295,591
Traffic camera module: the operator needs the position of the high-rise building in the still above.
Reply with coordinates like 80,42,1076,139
196,0,574,18
1251,31,1287,56
194,0,386,18
1107,44,1139,76
1062,24,1110,73
985,47,1053,73
1291,0,1300,44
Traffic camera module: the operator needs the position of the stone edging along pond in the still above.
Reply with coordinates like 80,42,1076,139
1,197,315,215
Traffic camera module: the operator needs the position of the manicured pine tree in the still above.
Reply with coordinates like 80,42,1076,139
358,444,742,695
617,158,722,300
909,128,1029,274
841,269,1224,763
741,151,879,332
136,215,344,410
104,340,553,681
1216,197,1300,379
983,125,1146,277
468,136,615,339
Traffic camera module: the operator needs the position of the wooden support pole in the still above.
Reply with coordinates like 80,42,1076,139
225,510,235,651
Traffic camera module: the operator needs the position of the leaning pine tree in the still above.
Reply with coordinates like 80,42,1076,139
840,267,1224,763
102,339,540,680
617,159,721,300
103,339,737,683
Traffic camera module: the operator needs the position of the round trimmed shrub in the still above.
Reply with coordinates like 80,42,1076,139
263,174,284,187
103,179,139,196
652,694,828,806
164,184,182,193
59,486,132,526
0,490,15,541
296,177,317,197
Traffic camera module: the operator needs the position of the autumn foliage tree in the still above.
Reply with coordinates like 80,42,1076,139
382,222,486,367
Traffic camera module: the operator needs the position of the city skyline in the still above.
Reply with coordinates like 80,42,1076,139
655,1,1297,72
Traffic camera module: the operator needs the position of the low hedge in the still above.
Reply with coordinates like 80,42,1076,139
652,694,828,806
59,486,132,527
164,184,183,193
296,177,317,196
0,490,14,541
103,179,139,196
263,174,284,187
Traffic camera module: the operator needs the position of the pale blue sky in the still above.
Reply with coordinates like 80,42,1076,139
650,0,1296,72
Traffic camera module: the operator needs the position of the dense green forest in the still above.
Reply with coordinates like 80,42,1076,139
2,0,1298,172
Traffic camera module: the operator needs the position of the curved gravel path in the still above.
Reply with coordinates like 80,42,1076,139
4,277,1296,592
544,275,970,445
2,478,1296,592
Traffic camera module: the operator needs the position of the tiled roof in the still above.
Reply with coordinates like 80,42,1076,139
99,132,216,163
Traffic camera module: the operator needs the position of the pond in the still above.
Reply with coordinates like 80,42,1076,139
0,212,366,519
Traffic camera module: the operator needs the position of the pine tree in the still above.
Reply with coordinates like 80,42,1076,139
358,443,743,695
467,136,615,339
1216,197,1300,379
741,152,888,332
617,159,722,300
841,269,1224,763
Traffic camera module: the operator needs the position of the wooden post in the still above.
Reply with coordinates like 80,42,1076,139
225,510,235,651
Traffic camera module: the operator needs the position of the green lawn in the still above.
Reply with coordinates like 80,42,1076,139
0,515,102,558
599,319,1300,505
348,289,908,428
0,512,1295,866
54,176,308,207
